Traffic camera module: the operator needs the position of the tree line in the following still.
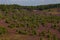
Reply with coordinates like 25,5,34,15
0,3,60,11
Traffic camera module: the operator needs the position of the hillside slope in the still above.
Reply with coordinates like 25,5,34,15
0,4,60,40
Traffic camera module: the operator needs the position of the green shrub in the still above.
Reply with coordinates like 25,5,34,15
8,24,16,28
41,22,45,27
52,35,58,40
31,30,37,35
5,18,11,23
0,14,3,19
57,28,60,32
39,31,45,37
51,24,57,29
46,34,51,40
18,23,25,27
40,37,44,40
0,27,7,35
5,19,10,23
16,30,27,35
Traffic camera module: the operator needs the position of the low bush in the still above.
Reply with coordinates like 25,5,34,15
51,24,57,29
31,30,37,35
52,35,58,40
16,30,27,35
8,24,16,28
0,27,7,35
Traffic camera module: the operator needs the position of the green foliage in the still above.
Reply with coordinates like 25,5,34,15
0,4,60,11
31,30,37,35
39,31,46,37
16,30,27,35
51,24,57,29
52,35,58,40
0,4,60,38
40,37,44,40
0,27,7,35
8,24,16,28
0,14,3,19
57,28,60,32
5,18,10,23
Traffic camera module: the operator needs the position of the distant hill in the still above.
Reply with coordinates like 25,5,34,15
0,3,60,11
